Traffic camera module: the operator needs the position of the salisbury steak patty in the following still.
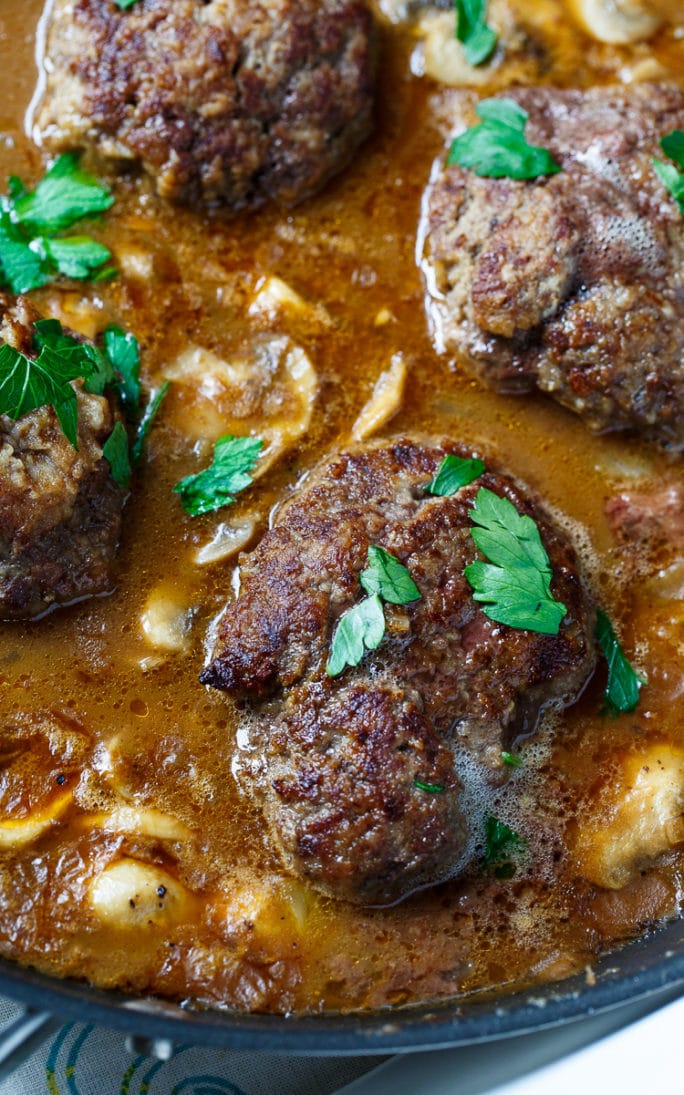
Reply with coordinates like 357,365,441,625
203,438,595,904
37,0,376,209
0,297,125,619
422,83,684,448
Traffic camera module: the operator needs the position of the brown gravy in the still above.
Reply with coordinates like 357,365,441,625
0,0,682,1013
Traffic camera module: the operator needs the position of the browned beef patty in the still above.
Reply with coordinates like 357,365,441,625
422,83,684,449
36,0,376,209
202,438,596,904
0,297,125,619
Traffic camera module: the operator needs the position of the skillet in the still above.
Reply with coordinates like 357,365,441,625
1,916,684,1054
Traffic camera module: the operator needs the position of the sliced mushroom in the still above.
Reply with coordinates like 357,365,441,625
351,354,407,441
194,519,256,567
568,0,663,43
249,275,333,328
82,805,193,842
0,789,73,849
216,873,314,942
88,858,192,928
140,586,195,653
575,745,684,889
162,337,317,472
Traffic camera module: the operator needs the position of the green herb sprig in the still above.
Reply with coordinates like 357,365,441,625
454,0,498,66
0,154,114,293
174,435,262,517
448,98,561,180
0,336,93,447
483,815,526,878
426,452,485,496
501,751,523,768
102,420,131,489
0,316,158,485
131,381,170,464
464,488,567,635
595,609,646,715
652,129,684,215
326,547,421,677
414,779,445,794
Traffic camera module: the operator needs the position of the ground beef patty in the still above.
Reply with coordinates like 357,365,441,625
422,83,684,449
36,0,376,209
202,438,596,904
0,297,125,619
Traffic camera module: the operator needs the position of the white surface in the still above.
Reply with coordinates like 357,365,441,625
335,986,684,1095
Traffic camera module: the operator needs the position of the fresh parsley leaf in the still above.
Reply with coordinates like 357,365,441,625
464,487,567,635
661,130,684,168
0,204,48,293
595,608,646,715
104,325,140,412
653,129,684,215
33,318,112,397
426,453,485,496
0,156,114,292
454,0,497,66
326,547,421,677
36,236,112,281
114,0,140,8
483,815,526,868
102,420,131,489
448,97,561,180
414,780,445,793
326,594,385,677
131,381,170,464
173,434,262,516
359,545,421,605
0,335,94,448
12,153,113,234
501,751,523,768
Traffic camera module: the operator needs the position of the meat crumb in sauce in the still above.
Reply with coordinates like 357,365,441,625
0,0,682,1014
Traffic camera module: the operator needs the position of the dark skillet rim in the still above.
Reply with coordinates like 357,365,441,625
1,918,684,1054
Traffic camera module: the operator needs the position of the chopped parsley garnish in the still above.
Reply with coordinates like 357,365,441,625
454,0,498,66
652,129,684,215
414,780,445,794
98,326,167,463
11,154,113,233
0,154,114,293
326,593,386,678
327,547,421,677
448,98,561,180
483,815,526,877
426,453,485,496
131,381,170,465
173,434,262,516
34,317,107,380
114,0,140,8
464,488,567,635
104,324,140,412
102,420,131,489
501,751,523,768
360,545,421,604
595,608,646,715
0,327,97,447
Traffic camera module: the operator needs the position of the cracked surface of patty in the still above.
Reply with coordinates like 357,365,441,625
203,437,596,904
421,83,684,449
36,0,377,209
0,296,125,619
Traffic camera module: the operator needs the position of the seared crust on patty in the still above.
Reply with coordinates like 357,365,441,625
421,83,684,449
37,0,377,209
0,296,125,619
203,437,596,904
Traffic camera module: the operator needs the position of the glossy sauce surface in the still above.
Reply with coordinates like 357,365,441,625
0,0,682,1013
